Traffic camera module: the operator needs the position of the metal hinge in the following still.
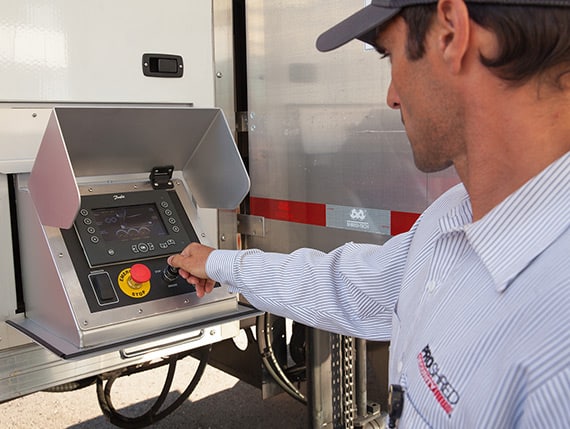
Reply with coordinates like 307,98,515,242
237,214,265,237
149,165,174,189
236,111,249,133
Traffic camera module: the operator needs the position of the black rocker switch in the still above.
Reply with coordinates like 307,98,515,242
89,272,117,304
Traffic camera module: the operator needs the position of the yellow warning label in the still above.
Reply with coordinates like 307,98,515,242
117,267,151,298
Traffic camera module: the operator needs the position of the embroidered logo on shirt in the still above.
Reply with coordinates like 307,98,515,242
417,344,460,416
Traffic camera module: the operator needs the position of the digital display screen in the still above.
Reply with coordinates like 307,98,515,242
91,204,168,242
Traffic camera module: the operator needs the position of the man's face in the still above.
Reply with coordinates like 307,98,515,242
376,17,465,173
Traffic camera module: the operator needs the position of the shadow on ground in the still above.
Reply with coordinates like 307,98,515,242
68,380,307,429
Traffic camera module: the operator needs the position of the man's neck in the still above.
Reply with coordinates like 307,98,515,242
455,82,570,221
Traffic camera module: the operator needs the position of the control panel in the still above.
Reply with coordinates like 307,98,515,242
61,188,209,314
74,189,192,267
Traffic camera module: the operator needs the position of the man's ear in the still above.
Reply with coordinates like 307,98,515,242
436,0,470,74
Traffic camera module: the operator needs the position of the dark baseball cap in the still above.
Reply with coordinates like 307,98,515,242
316,0,570,52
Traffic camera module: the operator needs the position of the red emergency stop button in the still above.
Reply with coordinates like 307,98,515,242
118,264,152,298
130,263,152,284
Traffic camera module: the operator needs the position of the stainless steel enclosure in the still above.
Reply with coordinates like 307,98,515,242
8,106,256,359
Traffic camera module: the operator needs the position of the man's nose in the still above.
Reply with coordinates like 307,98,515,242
386,81,400,110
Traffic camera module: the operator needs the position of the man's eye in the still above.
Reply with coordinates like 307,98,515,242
379,53,390,60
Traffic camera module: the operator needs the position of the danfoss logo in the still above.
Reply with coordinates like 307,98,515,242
113,194,126,201
417,344,460,416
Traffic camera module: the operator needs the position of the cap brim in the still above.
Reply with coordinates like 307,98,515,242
316,5,400,52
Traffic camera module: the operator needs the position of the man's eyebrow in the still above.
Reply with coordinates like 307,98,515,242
374,21,393,55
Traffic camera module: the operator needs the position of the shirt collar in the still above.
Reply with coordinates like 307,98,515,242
464,151,570,292
438,189,472,234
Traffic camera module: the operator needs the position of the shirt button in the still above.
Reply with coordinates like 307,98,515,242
426,280,437,293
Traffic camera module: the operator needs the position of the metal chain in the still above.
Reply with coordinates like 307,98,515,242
331,334,343,428
331,334,357,429
342,335,355,428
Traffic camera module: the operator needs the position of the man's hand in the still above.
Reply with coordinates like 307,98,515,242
167,243,216,297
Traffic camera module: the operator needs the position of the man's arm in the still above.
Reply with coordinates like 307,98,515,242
168,230,414,340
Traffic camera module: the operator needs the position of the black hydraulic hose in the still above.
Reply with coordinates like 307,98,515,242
96,346,210,429
256,313,307,405
43,376,97,392
98,357,177,427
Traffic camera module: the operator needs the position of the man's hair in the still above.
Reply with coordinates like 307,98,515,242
401,4,570,88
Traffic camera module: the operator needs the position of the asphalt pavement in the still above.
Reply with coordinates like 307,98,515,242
0,356,308,428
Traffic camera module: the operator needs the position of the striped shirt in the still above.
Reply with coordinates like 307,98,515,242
207,151,570,428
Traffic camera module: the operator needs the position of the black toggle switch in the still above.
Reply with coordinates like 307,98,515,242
162,265,179,283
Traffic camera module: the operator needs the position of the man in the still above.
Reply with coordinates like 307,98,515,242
169,0,569,426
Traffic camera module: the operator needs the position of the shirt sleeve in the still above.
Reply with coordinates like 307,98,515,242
206,231,414,341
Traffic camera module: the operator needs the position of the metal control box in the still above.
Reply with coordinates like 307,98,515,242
7,106,257,359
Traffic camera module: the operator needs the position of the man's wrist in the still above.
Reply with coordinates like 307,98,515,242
205,249,240,285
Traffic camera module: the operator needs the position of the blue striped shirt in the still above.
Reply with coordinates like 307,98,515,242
207,151,570,428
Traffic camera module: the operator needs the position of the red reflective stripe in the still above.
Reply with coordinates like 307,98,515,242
391,211,420,235
250,197,420,235
250,197,326,226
